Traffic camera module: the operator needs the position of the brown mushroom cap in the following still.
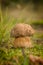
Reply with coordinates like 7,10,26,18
13,37,33,48
11,23,35,38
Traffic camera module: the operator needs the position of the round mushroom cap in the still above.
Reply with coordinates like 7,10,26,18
11,23,35,38
13,37,33,48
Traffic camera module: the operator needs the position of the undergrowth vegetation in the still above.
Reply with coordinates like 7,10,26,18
0,10,43,65
30,20,43,26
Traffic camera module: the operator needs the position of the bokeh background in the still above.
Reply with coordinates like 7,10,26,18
1,0,43,21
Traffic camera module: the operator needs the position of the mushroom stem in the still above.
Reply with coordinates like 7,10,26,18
22,48,26,57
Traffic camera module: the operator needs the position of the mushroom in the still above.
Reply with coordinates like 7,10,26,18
11,23,35,38
13,37,33,57
10,23,35,57
29,54,43,65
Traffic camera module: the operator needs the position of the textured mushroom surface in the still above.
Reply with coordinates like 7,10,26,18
29,54,43,65
11,23,35,38
13,37,33,48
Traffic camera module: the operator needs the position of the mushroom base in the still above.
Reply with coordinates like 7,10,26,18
13,37,33,48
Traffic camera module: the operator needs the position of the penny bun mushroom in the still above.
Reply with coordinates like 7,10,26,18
10,23,34,57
